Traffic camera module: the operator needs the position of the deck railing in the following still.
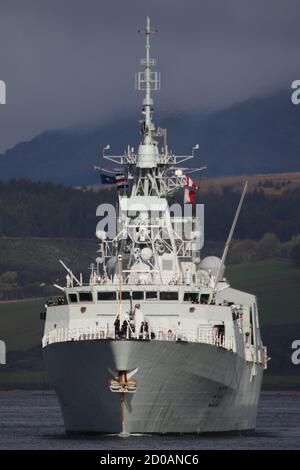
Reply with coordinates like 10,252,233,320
42,325,235,352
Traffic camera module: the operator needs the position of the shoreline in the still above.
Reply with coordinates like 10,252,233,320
0,297,46,305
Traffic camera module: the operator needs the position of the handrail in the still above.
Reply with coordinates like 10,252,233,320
42,325,235,352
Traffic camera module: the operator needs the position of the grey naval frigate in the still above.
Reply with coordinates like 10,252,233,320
42,18,268,434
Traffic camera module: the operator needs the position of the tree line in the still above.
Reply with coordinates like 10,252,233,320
1,179,300,242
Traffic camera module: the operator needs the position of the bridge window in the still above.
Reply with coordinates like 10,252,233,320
133,291,144,300
119,291,144,300
68,294,78,303
183,292,199,302
79,292,93,302
200,294,210,304
146,291,158,300
98,291,116,301
160,292,178,301
121,291,131,300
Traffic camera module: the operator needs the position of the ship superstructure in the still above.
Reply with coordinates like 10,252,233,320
42,18,267,434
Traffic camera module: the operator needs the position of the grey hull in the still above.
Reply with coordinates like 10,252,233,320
43,339,263,434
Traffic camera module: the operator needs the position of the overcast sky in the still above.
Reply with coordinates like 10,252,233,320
0,0,299,153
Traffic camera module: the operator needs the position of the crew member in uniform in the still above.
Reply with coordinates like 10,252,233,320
134,304,144,339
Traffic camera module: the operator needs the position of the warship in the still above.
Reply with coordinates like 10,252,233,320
42,18,268,434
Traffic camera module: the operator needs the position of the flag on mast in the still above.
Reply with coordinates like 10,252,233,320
184,175,199,204
99,173,115,185
98,171,129,190
115,172,129,190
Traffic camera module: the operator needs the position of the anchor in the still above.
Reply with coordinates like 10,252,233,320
108,371,137,437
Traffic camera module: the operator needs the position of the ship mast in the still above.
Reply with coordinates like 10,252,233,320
133,17,161,196
101,17,205,198
140,16,158,145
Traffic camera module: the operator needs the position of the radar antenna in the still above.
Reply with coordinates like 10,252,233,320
136,17,160,143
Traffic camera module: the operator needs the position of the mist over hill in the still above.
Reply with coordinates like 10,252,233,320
0,90,299,185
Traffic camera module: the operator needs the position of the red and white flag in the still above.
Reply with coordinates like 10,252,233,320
184,175,198,204
115,172,129,190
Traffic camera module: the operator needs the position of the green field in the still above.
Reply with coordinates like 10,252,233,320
226,259,300,325
0,237,98,300
0,298,46,351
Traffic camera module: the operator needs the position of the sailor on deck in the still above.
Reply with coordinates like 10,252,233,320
134,304,144,339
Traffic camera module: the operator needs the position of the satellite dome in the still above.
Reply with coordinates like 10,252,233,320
141,247,153,261
96,230,107,241
129,261,152,284
199,256,225,279
131,261,150,272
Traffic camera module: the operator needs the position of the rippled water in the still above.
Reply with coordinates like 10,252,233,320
0,391,299,449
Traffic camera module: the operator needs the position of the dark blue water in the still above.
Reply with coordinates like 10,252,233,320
0,391,299,449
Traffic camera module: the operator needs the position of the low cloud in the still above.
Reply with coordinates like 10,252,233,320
0,0,299,153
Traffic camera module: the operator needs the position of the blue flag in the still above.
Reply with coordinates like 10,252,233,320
100,173,115,185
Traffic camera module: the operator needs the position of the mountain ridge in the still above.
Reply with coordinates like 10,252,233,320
0,89,299,185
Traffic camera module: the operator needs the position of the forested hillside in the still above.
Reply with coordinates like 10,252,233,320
1,179,300,241
0,180,115,238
